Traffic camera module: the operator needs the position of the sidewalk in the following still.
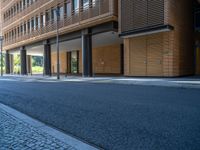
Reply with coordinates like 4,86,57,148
0,74,200,89
0,103,98,150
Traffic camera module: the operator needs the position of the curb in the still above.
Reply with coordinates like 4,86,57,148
1,76,200,89
0,103,100,150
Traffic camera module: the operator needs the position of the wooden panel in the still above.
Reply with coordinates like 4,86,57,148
93,44,121,74
132,0,147,29
124,38,130,76
123,0,194,77
130,37,147,76
120,0,134,32
51,51,67,74
51,44,120,75
121,0,164,33
148,0,164,26
147,34,163,76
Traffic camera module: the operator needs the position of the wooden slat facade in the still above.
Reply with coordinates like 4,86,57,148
1,0,118,51
123,0,195,77
121,0,164,34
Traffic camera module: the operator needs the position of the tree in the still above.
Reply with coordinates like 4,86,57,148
32,56,43,67
0,54,5,72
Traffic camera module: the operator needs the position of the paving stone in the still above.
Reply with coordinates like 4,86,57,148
0,109,77,150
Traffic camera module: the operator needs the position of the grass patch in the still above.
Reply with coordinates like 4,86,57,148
32,66,43,73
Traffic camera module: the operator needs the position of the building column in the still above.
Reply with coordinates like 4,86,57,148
66,51,71,74
27,55,32,75
20,47,27,75
5,51,10,74
82,29,93,77
43,40,51,76
10,54,14,74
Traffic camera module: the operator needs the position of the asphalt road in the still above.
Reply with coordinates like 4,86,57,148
0,80,200,150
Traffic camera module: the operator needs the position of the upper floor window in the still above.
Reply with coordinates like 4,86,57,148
59,6,64,20
73,0,79,12
195,11,200,30
83,0,89,7
65,1,71,17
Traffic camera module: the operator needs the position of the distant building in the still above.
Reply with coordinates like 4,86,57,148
1,0,200,77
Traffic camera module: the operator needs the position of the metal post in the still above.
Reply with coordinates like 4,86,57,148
0,36,3,77
56,7,60,80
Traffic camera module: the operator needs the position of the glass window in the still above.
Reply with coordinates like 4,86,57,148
73,0,79,12
53,8,57,21
45,11,50,22
24,22,26,33
27,21,30,32
35,16,39,28
60,6,64,20
66,2,71,17
43,14,46,26
71,51,79,74
37,16,40,28
51,8,55,21
31,18,34,31
83,0,89,7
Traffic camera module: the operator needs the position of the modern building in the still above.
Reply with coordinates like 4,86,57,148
1,0,200,77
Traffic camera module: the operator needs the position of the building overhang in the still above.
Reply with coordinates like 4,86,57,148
119,25,174,38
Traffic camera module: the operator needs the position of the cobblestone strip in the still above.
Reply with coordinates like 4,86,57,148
0,109,77,150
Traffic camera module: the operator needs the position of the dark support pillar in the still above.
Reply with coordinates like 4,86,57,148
20,47,27,75
27,55,32,74
66,51,71,74
77,51,79,74
10,54,14,74
120,44,124,75
44,40,51,76
5,51,10,74
82,29,92,77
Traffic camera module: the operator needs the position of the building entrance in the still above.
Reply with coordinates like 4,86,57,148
67,51,79,74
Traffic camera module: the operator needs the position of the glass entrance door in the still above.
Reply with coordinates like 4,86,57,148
67,51,79,74
71,51,78,74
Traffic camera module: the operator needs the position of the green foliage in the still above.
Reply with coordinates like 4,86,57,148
32,66,43,73
32,56,43,67
12,55,44,74
13,54,20,74
0,54,5,73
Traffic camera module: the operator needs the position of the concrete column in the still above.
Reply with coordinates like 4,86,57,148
5,51,10,74
20,47,27,75
10,55,14,74
120,44,124,75
77,51,80,74
27,55,32,74
66,51,71,74
82,29,93,77
43,40,51,76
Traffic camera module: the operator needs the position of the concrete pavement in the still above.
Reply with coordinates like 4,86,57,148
0,103,98,150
